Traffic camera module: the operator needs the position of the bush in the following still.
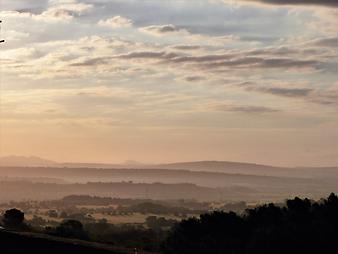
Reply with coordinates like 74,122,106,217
55,220,88,240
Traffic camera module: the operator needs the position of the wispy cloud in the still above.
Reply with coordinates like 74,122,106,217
98,16,133,28
314,37,338,47
1,1,93,22
246,86,314,98
140,24,184,35
213,104,281,113
217,0,338,7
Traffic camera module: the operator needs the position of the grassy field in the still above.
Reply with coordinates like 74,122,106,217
24,211,184,225
91,213,183,224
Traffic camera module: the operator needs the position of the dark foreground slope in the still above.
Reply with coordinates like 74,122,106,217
0,230,154,254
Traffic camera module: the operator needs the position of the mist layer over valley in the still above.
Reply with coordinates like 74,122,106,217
1,157,338,203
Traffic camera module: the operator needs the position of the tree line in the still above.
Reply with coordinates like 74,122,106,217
164,193,338,254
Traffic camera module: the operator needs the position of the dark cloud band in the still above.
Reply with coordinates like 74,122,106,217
243,0,338,7
214,104,281,113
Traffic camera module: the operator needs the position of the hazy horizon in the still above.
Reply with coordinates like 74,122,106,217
1,0,338,167
1,154,338,168
0,154,281,167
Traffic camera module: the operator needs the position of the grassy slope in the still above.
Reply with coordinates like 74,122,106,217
0,230,156,254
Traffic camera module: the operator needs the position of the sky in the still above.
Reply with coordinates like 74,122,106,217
0,0,338,166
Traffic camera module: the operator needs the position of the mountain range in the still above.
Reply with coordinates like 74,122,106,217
1,155,337,176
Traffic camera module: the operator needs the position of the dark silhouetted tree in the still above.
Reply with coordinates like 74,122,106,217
3,209,25,229
163,194,338,254
56,219,88,240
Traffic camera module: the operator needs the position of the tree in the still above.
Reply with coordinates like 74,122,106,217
48,210,58,218
146,216,177,231
3,208,25,229
56,219,88,240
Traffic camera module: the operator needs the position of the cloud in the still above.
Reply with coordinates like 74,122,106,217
171,45,202,51
247,0,338,7
213,104,281,113
41,9,76,20
70,57,111,67
1,1,93,22
139,24,238,46
241,82,338,106
140,24,184,35
217,0,338,7
3,30,30,41
115,50,320,71
311,84,338,105
41,2,92,20
3,31,329,90
118,51,180,60
25,36,324,86
49,0,78,4
246,86,314,98
184,76,206,82
314,37,338,47
98,16,133,28
204,57,319,70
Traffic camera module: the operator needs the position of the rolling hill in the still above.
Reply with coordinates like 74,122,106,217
0,230,154,254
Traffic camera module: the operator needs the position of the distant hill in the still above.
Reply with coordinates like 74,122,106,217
62,160,283,173
0,155,143,169
157,161,276,170
153,161,338,179
0,156,285,174
0,164,338,202
153,161,281,173
0,156,57,167
1,156,337,180
0,173,336,202
61,162,128,169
